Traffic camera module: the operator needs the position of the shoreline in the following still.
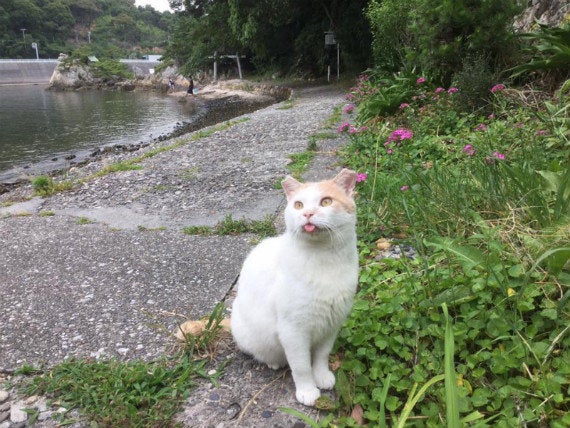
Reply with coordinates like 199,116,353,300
0,80,287,194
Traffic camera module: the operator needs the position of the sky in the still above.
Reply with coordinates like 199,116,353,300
134,0,172,13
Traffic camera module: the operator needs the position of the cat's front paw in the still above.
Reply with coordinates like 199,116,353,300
314,368,336,390
295,386,321,406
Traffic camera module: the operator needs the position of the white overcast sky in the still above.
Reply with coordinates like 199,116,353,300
134,0,172,13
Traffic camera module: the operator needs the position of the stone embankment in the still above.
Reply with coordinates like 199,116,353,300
0,82,353,427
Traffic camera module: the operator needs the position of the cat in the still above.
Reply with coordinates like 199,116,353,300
231,168,359,406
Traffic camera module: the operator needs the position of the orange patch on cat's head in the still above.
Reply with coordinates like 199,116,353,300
316,180,356,213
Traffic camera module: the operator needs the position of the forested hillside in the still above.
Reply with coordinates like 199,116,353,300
0,0,174,59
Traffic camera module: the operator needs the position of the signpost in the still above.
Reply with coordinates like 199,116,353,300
324,31,339,81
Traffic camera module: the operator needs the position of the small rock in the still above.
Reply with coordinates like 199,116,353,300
0,391,9,404
10,401,28,423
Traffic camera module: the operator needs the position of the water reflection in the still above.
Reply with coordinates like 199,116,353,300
0,85,198,174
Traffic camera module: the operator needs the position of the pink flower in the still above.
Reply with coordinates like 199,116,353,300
491,84,505,93
348,125,359,134
400,103,409,109
386,128,414,145
338,121,351,132
356,172,368,182
493,151,506,160
462,144,476,156
447,87,459,94
345,93,355,101
416,77,426,84
488,114,494,119
343,103,355,114
435,87,445,93
536,129,548,136
387,148,393,155
475,123,487,132
400,185,409,191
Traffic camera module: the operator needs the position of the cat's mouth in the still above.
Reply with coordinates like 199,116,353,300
303,223,317,233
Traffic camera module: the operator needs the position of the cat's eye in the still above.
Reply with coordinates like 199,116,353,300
294,201,304,209
321,197,333,207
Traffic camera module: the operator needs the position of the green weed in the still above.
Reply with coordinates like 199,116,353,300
287,151,315,179
76,217,94,225
183,214,276,239
32,176,73,196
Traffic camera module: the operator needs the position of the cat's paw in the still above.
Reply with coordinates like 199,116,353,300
295,386,321,406
314,368,336,390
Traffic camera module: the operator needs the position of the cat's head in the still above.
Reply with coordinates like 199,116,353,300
281,169,357,241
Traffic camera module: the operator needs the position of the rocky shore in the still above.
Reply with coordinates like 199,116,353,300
0,80,289,194
0,82,356,427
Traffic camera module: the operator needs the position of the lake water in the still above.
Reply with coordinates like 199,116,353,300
0,84,200,181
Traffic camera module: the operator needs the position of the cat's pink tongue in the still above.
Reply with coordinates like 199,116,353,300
304,224,316,233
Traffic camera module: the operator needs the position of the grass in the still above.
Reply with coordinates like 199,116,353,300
183,214,276,239
287,151,315,179
32,175,74,197
19,304,229,427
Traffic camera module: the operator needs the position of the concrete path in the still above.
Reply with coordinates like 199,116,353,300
0,83,351,427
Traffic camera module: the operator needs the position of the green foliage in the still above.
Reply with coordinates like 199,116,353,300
366,0,418,73
91,58,133,80
0,0,174,59
407,0,523,85
510,24,570,87
167,0,371,77
332,74,570,425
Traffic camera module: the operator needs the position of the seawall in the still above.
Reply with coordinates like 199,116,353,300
0,59,58,84
0,59,160,85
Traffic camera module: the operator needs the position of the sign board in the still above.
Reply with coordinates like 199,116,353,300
324,31,336,46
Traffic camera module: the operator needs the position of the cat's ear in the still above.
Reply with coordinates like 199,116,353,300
281,175,302,200
333,169,357,197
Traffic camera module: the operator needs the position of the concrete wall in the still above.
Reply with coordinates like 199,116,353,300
0,59,160,85
0,60,58,84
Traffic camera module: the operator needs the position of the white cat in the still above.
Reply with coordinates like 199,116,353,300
231,169,359,406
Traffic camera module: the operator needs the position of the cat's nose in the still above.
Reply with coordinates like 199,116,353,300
303,212,314,220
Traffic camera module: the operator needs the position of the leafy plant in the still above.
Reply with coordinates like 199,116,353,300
510,24,570,87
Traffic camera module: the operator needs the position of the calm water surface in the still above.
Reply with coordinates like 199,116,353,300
0,84,199,178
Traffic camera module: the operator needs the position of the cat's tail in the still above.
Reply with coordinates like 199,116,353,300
174,317,231,341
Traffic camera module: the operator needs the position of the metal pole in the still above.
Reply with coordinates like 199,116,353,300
236,52,242,79
213,51,217,81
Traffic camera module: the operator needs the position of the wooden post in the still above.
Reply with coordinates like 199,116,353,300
213,51,218,81
337,43,340,80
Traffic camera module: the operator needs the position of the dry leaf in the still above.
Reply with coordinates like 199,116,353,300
351,403,365,425
174,317,232,341
376,238,392,251
174,320,207,341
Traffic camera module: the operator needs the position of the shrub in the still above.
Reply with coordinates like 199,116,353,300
407,0,523,85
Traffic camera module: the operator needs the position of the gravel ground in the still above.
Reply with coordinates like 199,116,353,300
0,83,354,427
